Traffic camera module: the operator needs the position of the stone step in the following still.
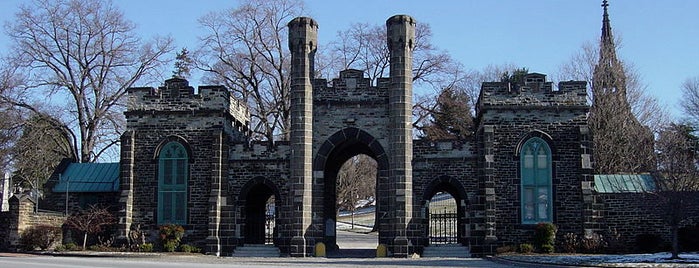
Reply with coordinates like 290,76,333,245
422,245,470,258
230,244,280,257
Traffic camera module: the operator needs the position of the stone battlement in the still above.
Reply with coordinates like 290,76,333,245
126,77,250,127
229,141,291,160
313,69,389,104
476,73,587,112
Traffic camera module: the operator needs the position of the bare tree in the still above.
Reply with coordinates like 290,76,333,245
65,204,116,249
197,0,304,143
3,0,173,163
680,76,699,126
654,123,699,259
556,41,669,131
336,154,376,228
556,7,661,174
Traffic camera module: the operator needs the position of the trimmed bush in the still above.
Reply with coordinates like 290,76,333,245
20,225,62,251
534,223,557,253
519,243,534,253
159,224,185,252
140,243,154,252
179,244,201,253
495,245,515,254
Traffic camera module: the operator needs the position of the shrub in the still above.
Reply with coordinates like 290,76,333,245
534,223,557,253
20,225,62,251
519,243,534,253
581,232,606,253
561,233,579,253
54,245,66,252
64,242,79,251
179,244,201,253
140,243,154,252
540,244,554,253
636,234,662,253
495,245,515,254
159,224,185,252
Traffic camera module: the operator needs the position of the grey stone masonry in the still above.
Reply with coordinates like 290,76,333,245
287,17,317,257
387,14,416,258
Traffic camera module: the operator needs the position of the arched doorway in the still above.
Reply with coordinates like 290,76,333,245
240,178,280,245
423,176,469,247
314,128,389,254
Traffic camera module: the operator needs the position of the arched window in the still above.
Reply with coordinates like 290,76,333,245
520,137,552,224
158,142,188,225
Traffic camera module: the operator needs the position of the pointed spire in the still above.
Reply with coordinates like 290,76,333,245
601,0,613,46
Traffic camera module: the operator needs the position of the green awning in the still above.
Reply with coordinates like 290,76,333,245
53,162,120,193
594,174,655,193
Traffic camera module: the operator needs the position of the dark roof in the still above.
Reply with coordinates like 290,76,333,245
594,174,656,193
52,163,120,193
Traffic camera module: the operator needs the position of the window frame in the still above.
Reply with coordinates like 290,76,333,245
157,141,189,225
520,137,553,224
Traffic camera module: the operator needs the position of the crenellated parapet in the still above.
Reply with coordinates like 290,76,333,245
229,141,291,160
476,73,587,115
313,69,389,104
125,77,250,132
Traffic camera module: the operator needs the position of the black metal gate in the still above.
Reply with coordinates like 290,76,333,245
265,213,274,244
429,211,458,244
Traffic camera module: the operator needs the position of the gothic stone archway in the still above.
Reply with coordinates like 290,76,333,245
313,128,389,252
423,176,470,247
239,177,281,245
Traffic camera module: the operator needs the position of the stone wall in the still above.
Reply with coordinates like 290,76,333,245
0,195,65,251
411,139,482,254
600,192,699,251
476,74,593,252
119,78,242,253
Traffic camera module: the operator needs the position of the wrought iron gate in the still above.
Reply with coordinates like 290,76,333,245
429,211,458,244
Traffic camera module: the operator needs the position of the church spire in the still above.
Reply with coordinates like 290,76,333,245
601,0,612,44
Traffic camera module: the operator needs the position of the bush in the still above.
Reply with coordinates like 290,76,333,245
534,223,557,253
495,245,515,254
561,233,579,253
540,244,554,254
140,243,154,252
636,234,662,253
519,243,534,253
581,232,606,253
159,224,185,252
20,225,62,251
64,242,79,251
179,244,201,253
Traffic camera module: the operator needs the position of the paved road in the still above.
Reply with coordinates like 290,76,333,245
0,254,523,268
0,231,524,267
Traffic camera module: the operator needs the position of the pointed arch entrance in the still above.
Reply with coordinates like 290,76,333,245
240,177,280,245
423,176,470,247
313,128,389,253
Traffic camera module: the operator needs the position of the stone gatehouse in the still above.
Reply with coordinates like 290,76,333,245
112,14,601,257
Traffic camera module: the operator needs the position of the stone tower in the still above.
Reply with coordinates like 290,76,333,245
386,14,415,257
287,17,317,257
590,0,654,174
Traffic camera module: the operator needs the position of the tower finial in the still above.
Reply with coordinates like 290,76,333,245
601,0,612,43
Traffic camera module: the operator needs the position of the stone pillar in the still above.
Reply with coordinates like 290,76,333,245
206,130,225,256
387,14,415,258
116,130,135,246
287,17,317,257
482,125,497,245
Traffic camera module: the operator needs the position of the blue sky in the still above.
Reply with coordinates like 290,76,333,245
0,0,696,119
